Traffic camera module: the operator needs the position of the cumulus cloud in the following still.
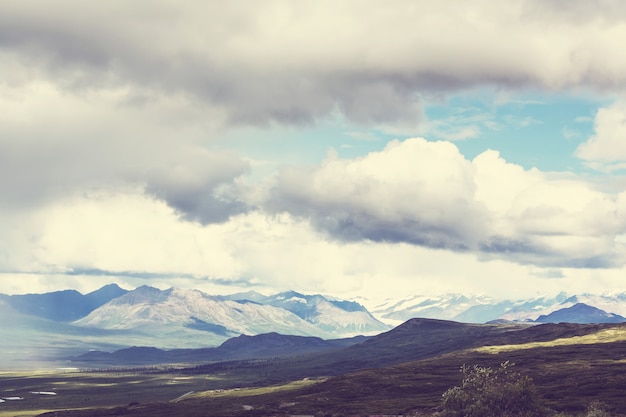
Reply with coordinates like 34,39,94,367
575,100,626,171
268,139,487,250
268,138,626,267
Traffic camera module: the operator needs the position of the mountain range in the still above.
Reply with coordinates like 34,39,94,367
0,283,128,322
3,283,626,368
74,286,389,343
0,284,390,366
370,292,626,325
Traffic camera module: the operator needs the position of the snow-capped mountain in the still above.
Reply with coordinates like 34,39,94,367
225,290,390,336
370,294,508,325
75,286,389,348
370,292,626,325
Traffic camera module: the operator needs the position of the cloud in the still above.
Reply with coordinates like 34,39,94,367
268,139,487,249
268,138,626,267
3,1,626,299
531,268,565,279
575,100,626,171
2,1,626,131
434,125,482,141
0,78,248,223
64,268,259,288
1,184,625,300
2,0,626,225
143,147,250,224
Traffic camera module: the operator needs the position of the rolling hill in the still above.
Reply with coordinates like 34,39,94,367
34,319,626,417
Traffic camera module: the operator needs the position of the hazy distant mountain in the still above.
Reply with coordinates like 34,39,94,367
536,303,626,324
74,286,385,347
225,290,390,336
0,284,128,322
371,294,509,325
371,292,626,325
0,285,389,360
8,282,626,365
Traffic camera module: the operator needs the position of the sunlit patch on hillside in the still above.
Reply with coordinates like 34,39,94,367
475,326,626,354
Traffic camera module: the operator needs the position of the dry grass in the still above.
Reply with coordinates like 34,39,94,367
9,322,626,416
189,377,325,399
475,326,626,353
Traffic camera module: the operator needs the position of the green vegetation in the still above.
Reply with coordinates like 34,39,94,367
441,362,546,417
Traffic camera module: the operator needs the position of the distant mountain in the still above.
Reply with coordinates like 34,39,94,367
370,292,626,325
371,294,507,325
0,285,388,361
217,332,368,357
536,303,626,324
74,286,386,347
225,290,389,336
0,284,128,322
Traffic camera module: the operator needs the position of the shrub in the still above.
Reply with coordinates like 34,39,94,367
441,361,546,417
584,401,611,417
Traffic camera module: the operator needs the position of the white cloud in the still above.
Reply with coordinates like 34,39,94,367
561,127,581,140
268,138,487,249
1,169,626,300
438,125,482,141
33,188,242,277
576,100,626,171
3,1,626,299
269,138,626,268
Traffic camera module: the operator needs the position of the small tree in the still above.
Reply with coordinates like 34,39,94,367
441,361,546,417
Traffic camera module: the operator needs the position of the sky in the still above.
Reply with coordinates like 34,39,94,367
2,0,626,304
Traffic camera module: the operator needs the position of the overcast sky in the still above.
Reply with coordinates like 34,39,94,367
2,0,626,303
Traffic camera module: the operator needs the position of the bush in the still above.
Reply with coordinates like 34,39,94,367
441,361,546,417
584,401,611,417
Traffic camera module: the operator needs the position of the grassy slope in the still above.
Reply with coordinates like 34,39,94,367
29,321,626,416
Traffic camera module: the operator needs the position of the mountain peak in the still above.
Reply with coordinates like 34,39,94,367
87,283,124,294
109,285,170,305
536,303,626,324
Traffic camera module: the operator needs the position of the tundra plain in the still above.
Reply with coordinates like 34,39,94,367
2,320,626,416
